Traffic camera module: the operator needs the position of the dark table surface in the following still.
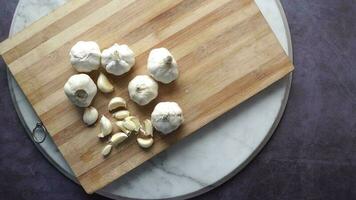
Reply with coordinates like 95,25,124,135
1,0,355,199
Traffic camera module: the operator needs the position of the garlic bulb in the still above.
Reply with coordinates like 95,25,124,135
147,48,179,84
83,106,98,126
128,75,158,105
151,102,183,134
69,41,101,72
64,74,97,107
101,44,135,76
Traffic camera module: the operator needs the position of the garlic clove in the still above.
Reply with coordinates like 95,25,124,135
109,132,128,146
101,144,112,157
108,97,126,111
123,120,137,132
142,119,153,137
115,121,130,135
98,115,113,138
112,110,130,120
83,106,98,126
97,72,114,93
125,116,141,132
137,137,154,148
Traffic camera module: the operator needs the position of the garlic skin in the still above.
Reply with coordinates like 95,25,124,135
64,74,97,107
101,44,135,76
147,48,179,84
151,102,183,134
83,106,98,126
128,75,158,105
70,41,101,72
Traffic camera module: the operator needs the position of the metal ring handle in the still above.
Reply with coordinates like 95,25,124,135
32,122,47,143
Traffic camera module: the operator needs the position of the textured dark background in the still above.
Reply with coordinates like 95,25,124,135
1,0,355,199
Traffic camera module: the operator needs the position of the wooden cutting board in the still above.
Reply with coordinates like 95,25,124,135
0,0,293,194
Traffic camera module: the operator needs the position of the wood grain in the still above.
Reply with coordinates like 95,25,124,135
0,0,294,194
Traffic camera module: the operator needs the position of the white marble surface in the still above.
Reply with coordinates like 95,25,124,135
8,0,292,199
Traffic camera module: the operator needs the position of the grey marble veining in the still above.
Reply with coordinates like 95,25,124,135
7,0,292,199
10,0,66,32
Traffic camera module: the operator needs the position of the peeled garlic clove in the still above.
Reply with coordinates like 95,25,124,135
125,116,140,132
109,132,128,146
83,106,98,126
123,120,137,132
108,97,126,111
137,137,154,148
97,72,114,93
112,110,130,120
101,144,112,157
142,119,153,137
98,115,112,138
115,121,130,135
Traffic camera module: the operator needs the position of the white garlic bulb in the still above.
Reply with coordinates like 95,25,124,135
128,75,158,105
147,48,179,84
101,44,135,76
151,102,184,134
69,41,101,72
83,106,98,126
64,74,97,107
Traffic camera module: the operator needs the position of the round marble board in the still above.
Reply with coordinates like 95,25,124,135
7,0,293,199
